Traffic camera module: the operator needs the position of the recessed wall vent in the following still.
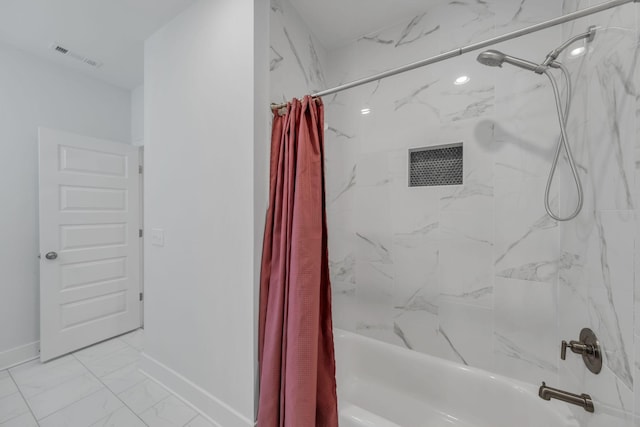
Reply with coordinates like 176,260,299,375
49,43,103,69
409,143,463,187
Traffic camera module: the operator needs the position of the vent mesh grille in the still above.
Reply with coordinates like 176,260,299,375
409,145,463,187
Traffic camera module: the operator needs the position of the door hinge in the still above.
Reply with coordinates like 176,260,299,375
139,292,144,301
139,229,143,238
138,165,143,174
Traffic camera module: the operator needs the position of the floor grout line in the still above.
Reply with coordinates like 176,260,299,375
37,387,108,425
98,360,147,395
6,369,41,426
136,372,213,427
12,359,101,421
3,329,152,427
72,338,151,427
75,347,140,380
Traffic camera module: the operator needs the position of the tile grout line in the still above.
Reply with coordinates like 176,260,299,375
182,412,200,427
10,358,101,422
72,347,151,426
6,369,41,427
5,334,147,426
76,348,140,380
3,330,149,427
136,370,215,427
37,387,108,425
13,350,132,423
97,359,147,393
74,339,132,369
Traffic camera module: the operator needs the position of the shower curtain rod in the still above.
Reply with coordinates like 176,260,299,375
270,0,638,110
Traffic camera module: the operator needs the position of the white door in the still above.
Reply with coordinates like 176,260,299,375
38,127,142,362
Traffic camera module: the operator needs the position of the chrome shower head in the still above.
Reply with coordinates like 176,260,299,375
476,49,542,73
477,50,505,67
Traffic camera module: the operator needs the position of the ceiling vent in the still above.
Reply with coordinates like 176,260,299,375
49,43,103,69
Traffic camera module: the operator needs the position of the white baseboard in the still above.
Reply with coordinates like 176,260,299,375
0,341,39,371
140,352,254,427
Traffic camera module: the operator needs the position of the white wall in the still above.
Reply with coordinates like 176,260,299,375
131,85,144,145
141,0,268,425
0,40,132,369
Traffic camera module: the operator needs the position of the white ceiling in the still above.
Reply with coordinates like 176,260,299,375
288,0,431,49
0,0,196,89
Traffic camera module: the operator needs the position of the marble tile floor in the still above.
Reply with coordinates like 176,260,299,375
0,329,214,427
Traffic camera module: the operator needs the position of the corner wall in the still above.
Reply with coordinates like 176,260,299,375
142,0,268,425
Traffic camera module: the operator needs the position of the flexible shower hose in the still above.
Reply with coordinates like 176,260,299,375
542,64,584,221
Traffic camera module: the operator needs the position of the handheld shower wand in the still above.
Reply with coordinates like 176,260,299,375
475,27,596,221
476,50,556,72
476,50,563,72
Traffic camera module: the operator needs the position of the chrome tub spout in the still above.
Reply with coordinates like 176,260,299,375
539,382,594,413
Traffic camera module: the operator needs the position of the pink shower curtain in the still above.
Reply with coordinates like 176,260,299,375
257,96,338,427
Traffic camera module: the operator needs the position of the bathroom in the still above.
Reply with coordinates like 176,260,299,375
0,0,639,426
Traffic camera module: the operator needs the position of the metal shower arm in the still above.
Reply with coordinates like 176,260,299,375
540,25,598,70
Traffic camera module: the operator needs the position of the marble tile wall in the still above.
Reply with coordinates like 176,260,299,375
557,1,640,425
322,0,568,384
270,0,640,424
269,0,328,104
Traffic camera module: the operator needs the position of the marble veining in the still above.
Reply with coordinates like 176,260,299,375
330,253,356,284
370,262,394,280
356,233,392,264
393,81,439,111
496,259,558,283
448,95,494,122
359,35,395,45
393,222,439,244
283,27,309,86
395,15,440,47
440,177,493,209
438,326,468,365
495,214,557,265
592,215,633,389
394,289,438,315
393,323,413,349
495,333,557,373
270,0,282,14
444,0,494,41
506,0,526,23
270,46,283,71
359,14,440,48
308,36,327,90
331,165,356,202
441,286,492,302
327,126,354,140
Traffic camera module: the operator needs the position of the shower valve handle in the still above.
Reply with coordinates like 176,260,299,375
561,340,593,360
560,328,602,374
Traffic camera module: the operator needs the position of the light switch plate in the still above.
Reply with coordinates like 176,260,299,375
151,228,164,247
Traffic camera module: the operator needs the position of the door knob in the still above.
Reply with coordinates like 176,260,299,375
45,252,58,260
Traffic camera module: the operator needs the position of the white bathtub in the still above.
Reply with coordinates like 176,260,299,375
334,329,579,427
